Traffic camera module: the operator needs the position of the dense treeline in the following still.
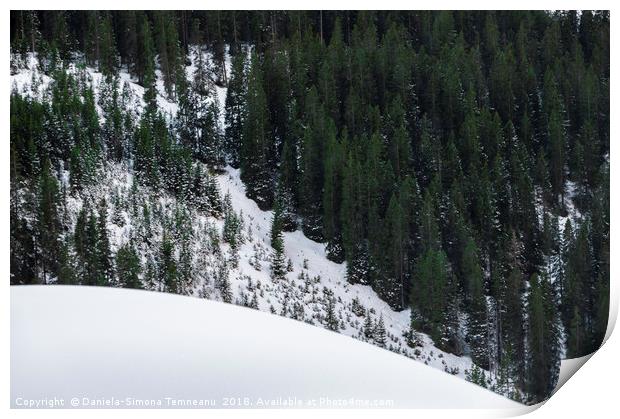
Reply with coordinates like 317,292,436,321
10,11,609,404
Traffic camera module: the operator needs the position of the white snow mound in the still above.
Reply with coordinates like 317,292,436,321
11,286,523,409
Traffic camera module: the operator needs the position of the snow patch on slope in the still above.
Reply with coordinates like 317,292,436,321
217,166,474,376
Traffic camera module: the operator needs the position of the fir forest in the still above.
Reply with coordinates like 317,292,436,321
10,10,610,404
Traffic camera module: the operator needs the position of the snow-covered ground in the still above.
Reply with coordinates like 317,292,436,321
217,166,474,376
11,286,523,410
10,50,496,397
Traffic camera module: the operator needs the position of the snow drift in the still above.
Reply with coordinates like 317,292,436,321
11,285,523,409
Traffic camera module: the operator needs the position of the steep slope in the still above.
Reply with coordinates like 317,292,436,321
217,166,473,375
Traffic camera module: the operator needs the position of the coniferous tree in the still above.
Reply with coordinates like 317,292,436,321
159,232,178,293
95,198,113,286
374,314,387,348
411,248,450,344
363,309,374,340
57,240,77,285
463,237,489,369
116,241,142,289
526,273,560,402
240,52,273,209
270,193,287,281
222,192,243,249
323,130,344,262
224,51,247,168
36,158,61,283
323,288,339,331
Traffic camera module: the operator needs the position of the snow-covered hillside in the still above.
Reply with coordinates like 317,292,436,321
10,50,498,395
217,166,474,375
11,286,524,410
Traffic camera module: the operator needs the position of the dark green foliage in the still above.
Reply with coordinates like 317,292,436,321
526,274,561,403
363,309,374,340
270,190,287,281
116,241,142,289
466,363,487,389
57,240,77,285
323,131,345,262
222,192,243,249
374,314,387,348
9,10,610,405
36,159,61,283
240,52,274,209
159,232,178,293
72,201,112,287
463,237,489,369
410,248,451,344
191,165,223,216
224,51,246,167
323,288,339,331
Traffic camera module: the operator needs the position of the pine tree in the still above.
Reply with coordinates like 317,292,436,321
270,195,287,281
224,51,247,167
36,158,61,283
564,221,592,357
341,148,369,285
526,273,560,402
299,89,331,240
322,131,344,262
96,198,113,286
177,240,193,295
192,165,223,216
411,248,450,343
463,237,489,369
159,232,178,293
98,12,118,76
116,241,142,289
381,192,407,310
324,289,339,331
216,261,233,303
240,52,273,209
466,363,487,388
138,17,157,115
374,314,387,348
363,309,374,340
222,193,243,250
543,70,567,207
57,240,77,285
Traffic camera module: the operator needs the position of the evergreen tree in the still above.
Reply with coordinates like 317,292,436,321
322,131,344,262
374,314,387,348
222,193,243,249
363,309,374,340
240,52,274,209
526,273,560,402
159,232,178,294
116,241,142,289
36,158,61,283
463,237,489,369
320,289,338,331
270,194,287,281
411,248,450,344
224,51,247,167
95,197,113,286
57,240,77,285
